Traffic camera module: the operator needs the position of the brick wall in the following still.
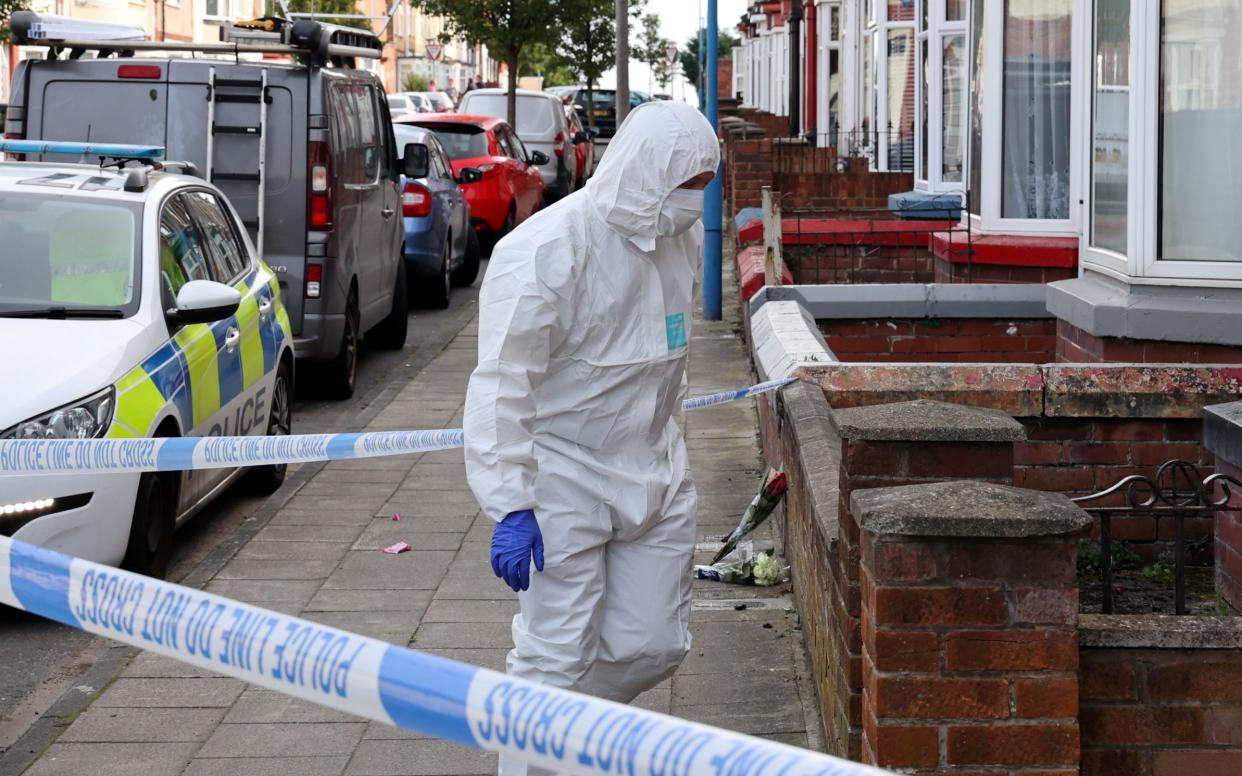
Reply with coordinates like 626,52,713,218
787,244,934,285
857,483,1085,774
1081,644,1242,775
819,319,1057,363
1058,320,1242,364
1215,458,1242,608
936,259,1078,285
717,58,734,99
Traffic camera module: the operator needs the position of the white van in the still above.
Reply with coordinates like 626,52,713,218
458,88,577,201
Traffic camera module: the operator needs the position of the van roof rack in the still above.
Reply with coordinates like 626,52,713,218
8,11,381,68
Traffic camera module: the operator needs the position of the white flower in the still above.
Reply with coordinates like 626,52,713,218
752,552,786,587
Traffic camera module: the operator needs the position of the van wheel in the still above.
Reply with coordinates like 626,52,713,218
423,239,452,310
371,262,409,349
122,471,176,579
245,358,292,495
452,229,481,287
326,290,359,399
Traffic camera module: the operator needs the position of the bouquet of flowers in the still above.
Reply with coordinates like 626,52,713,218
710,468,788,565
694,541,788,586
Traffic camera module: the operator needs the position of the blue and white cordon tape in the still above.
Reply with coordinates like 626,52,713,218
0,377,797,476
0,535,886,775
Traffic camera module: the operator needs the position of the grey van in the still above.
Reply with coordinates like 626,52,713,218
4,14,407,397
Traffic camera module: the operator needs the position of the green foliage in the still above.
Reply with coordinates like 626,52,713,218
557,0,614,90
523,42,577,87
634,14,675,92
402,73,430,92
679,29,739,96
1140,561,1176,584
1078,538,1143,577
0,0,28,43
284,0,369,29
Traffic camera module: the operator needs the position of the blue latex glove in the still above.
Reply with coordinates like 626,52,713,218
490,510,545,592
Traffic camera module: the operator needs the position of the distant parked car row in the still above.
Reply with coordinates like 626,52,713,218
387,91,456,116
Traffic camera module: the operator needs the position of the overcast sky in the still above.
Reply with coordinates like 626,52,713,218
596,0,750,106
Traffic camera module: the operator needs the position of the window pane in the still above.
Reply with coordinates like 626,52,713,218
1159,0,1242,262
942,34,966,182
967,0,984,215
888,28,915,169
1091,0,1129,254
946,0,966,21
919,0,928,32
185,191,247,281
888,0,914,23
1001,0,1072,220
862,34,874,140
919,37,928,180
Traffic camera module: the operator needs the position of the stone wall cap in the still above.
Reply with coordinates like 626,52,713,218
830,399,1026,442
852,481,1091,538
1080,613,1242,649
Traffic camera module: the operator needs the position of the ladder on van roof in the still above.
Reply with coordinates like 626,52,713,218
206,66,269,258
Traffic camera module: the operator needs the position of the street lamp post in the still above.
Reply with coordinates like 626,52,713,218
703,0,722,321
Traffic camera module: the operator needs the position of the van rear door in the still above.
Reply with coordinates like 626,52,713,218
27,61,169,149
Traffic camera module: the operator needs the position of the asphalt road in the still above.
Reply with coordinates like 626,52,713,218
0,269,483,763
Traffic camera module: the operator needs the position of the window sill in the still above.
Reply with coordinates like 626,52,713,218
1048,270,1242,348
932,232,1078,268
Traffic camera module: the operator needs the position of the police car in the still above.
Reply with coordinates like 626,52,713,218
0,141,295,578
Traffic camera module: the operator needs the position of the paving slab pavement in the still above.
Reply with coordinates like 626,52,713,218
14,261,823,775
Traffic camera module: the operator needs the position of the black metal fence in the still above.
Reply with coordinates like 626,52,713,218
1072,460,1241,615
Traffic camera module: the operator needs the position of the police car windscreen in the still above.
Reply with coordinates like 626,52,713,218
0,195,137,312
421,125,489,161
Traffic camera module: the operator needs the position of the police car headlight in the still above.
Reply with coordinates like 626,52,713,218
1,388,115,440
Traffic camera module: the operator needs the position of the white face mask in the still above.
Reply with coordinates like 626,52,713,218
657,188,705,238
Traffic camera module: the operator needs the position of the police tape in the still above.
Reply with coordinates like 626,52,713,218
0,377,797,476
0,534,887,776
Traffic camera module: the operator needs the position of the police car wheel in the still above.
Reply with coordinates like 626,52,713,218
246,359,292,495
121,471,176,579
326,290,359,399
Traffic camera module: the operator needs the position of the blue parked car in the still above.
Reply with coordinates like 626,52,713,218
393,123,481,308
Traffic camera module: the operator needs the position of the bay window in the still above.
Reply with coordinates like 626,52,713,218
1082,0,1242,284
859,0,914,170
914,0,968,192
966,0,1082,234
816,1,843,147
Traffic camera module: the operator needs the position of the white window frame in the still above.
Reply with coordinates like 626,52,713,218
202,0,241,21
966,0,1084,236
914,0,967,193
1079,0,1242,287
816,1,844,149
860,1,916,172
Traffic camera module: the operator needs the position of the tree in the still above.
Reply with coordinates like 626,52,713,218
523,42,576,88
402,73,430,92
634,14,674,95
0,1,27,43
679,29,738,100
282,0,369,29
557,0,614,128
413,0,560,129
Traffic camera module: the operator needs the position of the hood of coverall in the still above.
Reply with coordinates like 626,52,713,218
586,100,721,252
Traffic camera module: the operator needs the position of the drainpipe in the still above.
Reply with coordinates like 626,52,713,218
786,0,801,138
803,0,817,138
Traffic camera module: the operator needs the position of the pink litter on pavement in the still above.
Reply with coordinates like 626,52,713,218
382,542,411,555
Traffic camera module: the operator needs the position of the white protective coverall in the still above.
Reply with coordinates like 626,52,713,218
463,100,720,776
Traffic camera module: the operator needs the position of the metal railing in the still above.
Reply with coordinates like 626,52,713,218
1072,460,1242,615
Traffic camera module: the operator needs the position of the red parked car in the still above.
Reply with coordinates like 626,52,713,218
401,114,546,247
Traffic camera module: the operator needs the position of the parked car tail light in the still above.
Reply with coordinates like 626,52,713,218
306,263,322,299
402,182,432,217
118,64,162,79
307,141,333,229
553,132,565,157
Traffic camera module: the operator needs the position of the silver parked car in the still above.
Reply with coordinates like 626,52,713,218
5,13,408,398
458,88,576,202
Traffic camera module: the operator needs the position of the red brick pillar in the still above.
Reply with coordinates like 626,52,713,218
828,399,1026,759
853,480,1090,773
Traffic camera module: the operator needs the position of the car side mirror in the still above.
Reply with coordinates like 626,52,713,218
403,142,430,179
529,150,550,166
457,167,483,184
572,130,589,143
168,280,241,326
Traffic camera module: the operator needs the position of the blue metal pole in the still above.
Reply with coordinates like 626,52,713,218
703,0,722,321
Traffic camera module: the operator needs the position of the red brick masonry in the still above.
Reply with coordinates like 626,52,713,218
1058,319,1242,364
820,318,1058,364
932,232,1079,285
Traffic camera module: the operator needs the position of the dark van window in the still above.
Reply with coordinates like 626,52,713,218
425,125,489,160
184,191,249,281
353,83,381,183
